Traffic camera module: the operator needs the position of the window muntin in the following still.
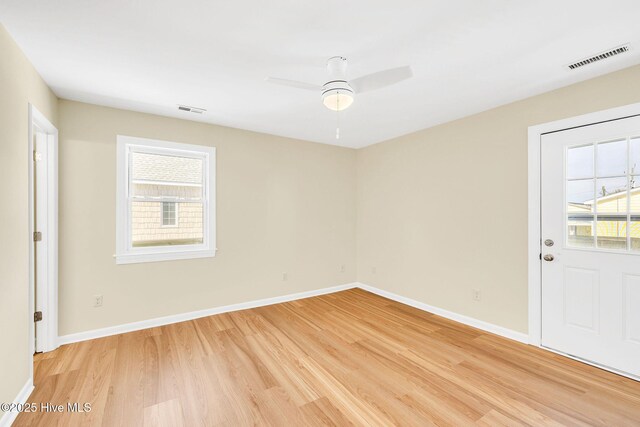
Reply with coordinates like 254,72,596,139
116,136,215,263
566,137,640,252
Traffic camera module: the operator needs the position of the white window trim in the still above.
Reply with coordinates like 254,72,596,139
116,135,216,264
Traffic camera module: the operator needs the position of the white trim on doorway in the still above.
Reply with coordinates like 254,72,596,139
28,104,59,362
527,101,640,347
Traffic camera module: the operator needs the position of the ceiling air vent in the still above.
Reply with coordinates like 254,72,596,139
567,44,630,70
178,105,206,114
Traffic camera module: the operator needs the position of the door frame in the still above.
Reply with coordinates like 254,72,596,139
528,101,640,349
28,104,59,361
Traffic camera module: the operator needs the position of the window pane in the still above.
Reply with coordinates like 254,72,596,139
631,138,640,176
567,179,594,214
631,216,640,251
596,215,627,250
597,139,627,177
567,144,594,179
130,151,203,200
596,177,628,213
567,215,594,248
132,201,203,247
631,179,640,212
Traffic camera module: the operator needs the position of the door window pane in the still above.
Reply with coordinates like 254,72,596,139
595,177,628,213
567,144,594,179
565,138,640,253
567,180,594,214
567,215,594,248
596,215,627,250
631,216,640,251
631,180,640,212
597,139,627,177
631,138,640,176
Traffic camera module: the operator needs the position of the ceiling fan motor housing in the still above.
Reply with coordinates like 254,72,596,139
321,80,354,97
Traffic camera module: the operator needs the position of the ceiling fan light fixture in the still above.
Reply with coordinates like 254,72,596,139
322,90,354,111
321,79,354,111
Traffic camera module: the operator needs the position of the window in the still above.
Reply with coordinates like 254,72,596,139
162,202,178,227
116,135,216,264
566,136,640,251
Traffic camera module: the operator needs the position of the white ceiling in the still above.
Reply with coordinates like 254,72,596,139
2,1,640,148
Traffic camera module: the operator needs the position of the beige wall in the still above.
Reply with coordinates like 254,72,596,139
57,100,357,336
357,64,640,334
0,25,58,410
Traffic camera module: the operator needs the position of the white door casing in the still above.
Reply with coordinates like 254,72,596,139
34,130,48,353
28,104,59,360
541,115,640,378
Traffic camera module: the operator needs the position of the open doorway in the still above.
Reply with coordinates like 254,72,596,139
28,104,59,366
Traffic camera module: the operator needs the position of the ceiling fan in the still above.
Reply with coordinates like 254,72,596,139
266,56,413,112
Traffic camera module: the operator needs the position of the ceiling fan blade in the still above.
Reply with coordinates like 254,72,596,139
265,77,321,91
350,66,413,94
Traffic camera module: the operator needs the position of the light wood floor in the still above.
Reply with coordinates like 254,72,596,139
15,289,640,426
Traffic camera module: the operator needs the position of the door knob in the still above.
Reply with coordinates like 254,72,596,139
544,239,554,247
543,254,554,262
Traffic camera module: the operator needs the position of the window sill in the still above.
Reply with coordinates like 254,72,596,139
115,248,216,265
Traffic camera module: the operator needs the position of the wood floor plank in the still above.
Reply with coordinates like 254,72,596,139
14,289,640,426
143,398,185,427
300,397,354,426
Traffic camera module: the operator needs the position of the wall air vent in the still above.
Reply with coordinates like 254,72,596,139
567,44,630,70
177,105,206,114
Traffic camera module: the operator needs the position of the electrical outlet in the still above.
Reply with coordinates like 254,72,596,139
94,295,103,307
472,289,481,302
340,264,345,273
282,272,287,281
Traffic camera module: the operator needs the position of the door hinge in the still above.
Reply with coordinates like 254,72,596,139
33,231,42,242
33,150,42,162
34,311,43,322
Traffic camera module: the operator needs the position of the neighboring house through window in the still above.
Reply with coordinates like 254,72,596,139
116,135,216,263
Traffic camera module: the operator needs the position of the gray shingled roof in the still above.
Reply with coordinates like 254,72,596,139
132,152,202,184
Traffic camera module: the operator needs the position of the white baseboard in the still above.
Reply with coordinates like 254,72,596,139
57,281,527,348
58,283,358,345
0,378,34,427
356,283,529,344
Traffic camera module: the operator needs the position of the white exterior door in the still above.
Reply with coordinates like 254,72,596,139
541,115,640,378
